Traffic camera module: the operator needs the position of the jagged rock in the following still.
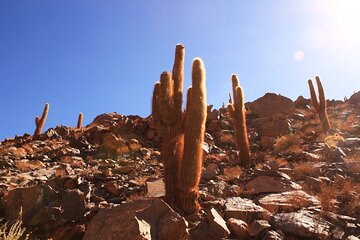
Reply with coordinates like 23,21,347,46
83,199,189,240
247,93,295,118
249,220,271,237
207,208,230,239
50,224,86,240
104,180,119,195
348,91,360,104
252,117,291,138
145,179,165,198
15,159,46,172
262,230,284,240
129,139,141,151
102,133,130,154
61,189,86,221
3,184,59,224
224,197,271,223
294,96,310,109
245,176,302,194
226,218,249,240
272,210,332,239
202,163,219,180
257,190,320,213
207,105,220,122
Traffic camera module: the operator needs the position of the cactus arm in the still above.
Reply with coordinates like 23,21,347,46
172,44,185,118
308,79,320,112
316,76,326,110
181,58,207,214
34,103,49,137
77,112,83,129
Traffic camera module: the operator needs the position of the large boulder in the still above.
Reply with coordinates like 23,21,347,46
224,197,271,223
348,91,360,104
245,176,301,194
251,117,291,138
83,199,189,240
272,210,332,239
247,93,295,118
257,190,320,213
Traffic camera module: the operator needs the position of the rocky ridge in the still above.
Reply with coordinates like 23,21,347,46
0,92,359,239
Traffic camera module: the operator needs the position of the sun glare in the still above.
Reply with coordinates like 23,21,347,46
294,50,305,61
315,0,360,49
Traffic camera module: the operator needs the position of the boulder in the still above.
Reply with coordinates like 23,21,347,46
272,210,332,239
102,133,129,154
83,199,188,240
249,220,271,238
245,176,302,194
207,208,230,239
224,197,271,223
247,93,295,118
257,190,320,213
348,91,360,104
252,117,291,138
294,96,310,109
226,218,249,240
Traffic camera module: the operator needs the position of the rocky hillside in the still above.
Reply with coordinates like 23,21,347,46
0,92,359,240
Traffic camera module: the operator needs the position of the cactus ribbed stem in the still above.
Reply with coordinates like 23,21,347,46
308,76,331,130
34,103,49,138
227,75,251,167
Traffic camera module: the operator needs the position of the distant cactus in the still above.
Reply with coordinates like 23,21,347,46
227,75,251,167
152,44,207,214
308,76,331,130
34,103,49,137
77,112,83,129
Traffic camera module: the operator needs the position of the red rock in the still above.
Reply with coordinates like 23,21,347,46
207,208,230,238
247,93,295,118
348,91,360,104
252,117,291,138
83,199,189,240
226,218,249,240
245,176,302,194
105,180,118,195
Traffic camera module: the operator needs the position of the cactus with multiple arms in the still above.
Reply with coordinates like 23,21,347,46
227,75,251,167
77,112,83,129
308,76,331,130
152,44,207,214
34,103,49,137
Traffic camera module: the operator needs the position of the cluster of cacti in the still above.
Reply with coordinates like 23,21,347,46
34,103,49,138
308,76,331,130
227,75,251,167
152,44,207,214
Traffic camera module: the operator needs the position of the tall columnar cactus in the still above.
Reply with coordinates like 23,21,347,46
227,75,251,167
34,103,49,137
152,44,207,214
308,76,331,130
77,112,83,129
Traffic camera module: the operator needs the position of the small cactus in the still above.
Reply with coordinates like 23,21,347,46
227,75,251,167
152,44,207,214
77,112,83,129
34,103,49,137
308,76,331,130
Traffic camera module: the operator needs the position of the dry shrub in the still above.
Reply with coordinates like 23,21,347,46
324,133,344,149
222,166,243,181
0,219,30,240
274,134,302,153
288,191,311,209
318,184,338,212
293,162,320,181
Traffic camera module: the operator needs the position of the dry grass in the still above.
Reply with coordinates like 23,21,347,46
274,134,303,153
292,162,320,181
0,219,30,240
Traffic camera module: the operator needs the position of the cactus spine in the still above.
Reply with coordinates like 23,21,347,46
152,45,207,214
77,112,83,129
227,75,251,167
308,76,331,130
34,103,49,137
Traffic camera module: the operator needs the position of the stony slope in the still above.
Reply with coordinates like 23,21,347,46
0,92,359,239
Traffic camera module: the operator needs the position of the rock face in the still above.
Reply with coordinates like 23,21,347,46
272,210,332,239
247,93,295,118
245,176,302,194
224,197,271,223
83,199,189,240
226,218,249,240
207,208,230,239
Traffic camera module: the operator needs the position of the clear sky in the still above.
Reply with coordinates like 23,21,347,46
0,0,359,140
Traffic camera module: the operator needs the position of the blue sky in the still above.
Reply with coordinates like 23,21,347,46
0,0,359,139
